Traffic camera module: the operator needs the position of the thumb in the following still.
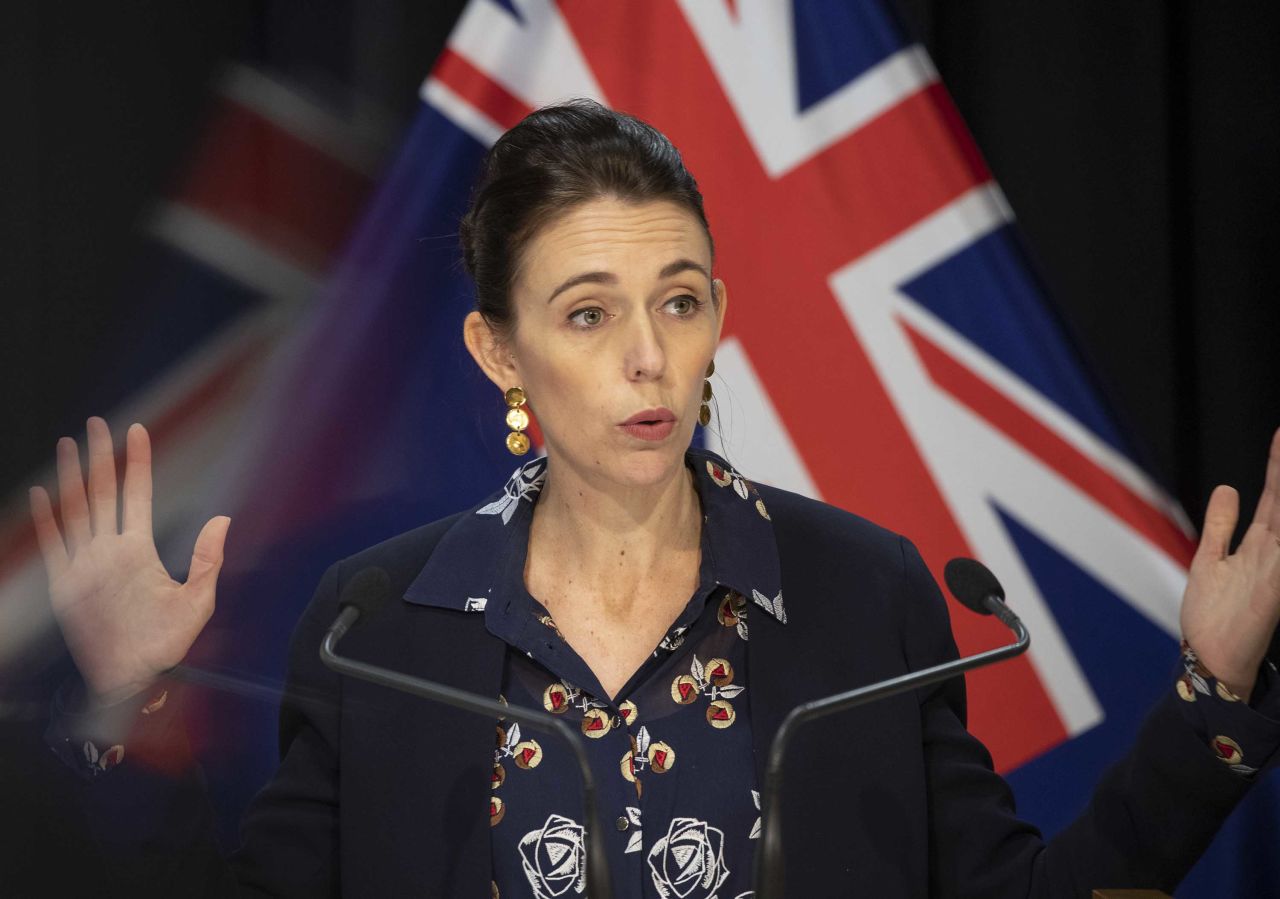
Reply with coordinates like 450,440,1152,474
187,515,231,594
1195,485,1238,563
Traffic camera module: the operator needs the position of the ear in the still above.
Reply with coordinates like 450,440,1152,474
712,278,729,343
463,311,520,391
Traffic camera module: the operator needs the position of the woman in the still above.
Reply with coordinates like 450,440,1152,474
31,100,1280,898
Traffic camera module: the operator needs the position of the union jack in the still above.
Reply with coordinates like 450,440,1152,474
425,4,1269,892
4,1,1271,892
428,0,1192,766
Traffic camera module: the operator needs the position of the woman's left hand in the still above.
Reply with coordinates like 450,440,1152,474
1180,427,1280,701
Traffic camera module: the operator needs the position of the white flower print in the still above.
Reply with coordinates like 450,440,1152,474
477,457,548,525
465,597,488,612
559,680,606,715
750,589,787,624
691,655,744,701
498,722,522,757
749,790,761,840
624,806,644,854
518,813,586,898
629,725,676,776
655,624,689,656
647,817,730,899
705,459,751,500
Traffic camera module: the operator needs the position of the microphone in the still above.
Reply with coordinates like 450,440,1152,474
324,566,391,645
943,556,1023,632
753,557,1029,899
318,567,614,899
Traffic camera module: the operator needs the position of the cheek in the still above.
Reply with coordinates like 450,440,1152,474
519,355,609,432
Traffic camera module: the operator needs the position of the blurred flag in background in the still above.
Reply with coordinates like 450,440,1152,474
1,1,1274,894
0,63,383,706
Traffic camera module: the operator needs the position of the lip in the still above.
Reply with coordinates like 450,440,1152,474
621,408,676,426
619,407,677,442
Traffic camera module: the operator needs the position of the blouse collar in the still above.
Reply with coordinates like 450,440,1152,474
403,447,786,625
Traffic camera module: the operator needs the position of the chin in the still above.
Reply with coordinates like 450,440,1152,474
604,434,694,487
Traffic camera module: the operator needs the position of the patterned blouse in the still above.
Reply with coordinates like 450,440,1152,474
403,449,784,899
45,448,1280,899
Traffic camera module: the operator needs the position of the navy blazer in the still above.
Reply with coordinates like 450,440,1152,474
77,479,1255,898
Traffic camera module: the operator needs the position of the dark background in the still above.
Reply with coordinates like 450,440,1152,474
4,1,1277,541
904,0,1280,538
1,1,1278,889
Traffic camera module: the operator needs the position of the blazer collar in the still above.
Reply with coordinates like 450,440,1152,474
402,447,785,624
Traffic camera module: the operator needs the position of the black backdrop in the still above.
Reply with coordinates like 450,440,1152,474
3,0,1279,892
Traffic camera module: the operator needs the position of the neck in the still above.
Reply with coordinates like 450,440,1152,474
528,451,702,590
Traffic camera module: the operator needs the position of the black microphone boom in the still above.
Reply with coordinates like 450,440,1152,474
319,568,614,899
753,557,1029,899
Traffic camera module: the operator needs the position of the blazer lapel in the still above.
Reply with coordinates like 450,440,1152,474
347,600,506,897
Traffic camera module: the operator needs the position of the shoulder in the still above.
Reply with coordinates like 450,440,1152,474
296,509,473,624
752,481,911,582
338,510,470,587
749,480,952,650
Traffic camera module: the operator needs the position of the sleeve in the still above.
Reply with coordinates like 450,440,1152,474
1172,641,1280,777
896,536,1276,899
45,677,173,781
41,561,346,899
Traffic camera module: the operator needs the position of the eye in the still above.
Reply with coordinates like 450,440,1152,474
664,295,703,316
568,307,606,329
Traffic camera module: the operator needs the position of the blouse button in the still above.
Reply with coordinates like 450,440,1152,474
615,816,630,832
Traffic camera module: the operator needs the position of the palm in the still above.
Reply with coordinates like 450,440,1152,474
29,418,230,705
1179,428,1280,699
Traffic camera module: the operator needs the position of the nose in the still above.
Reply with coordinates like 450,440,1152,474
622,313,666,381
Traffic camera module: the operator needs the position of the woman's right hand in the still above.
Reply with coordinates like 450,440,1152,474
28,417,231,707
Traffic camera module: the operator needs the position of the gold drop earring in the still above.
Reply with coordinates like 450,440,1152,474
699,359,714,427
505,386,530,455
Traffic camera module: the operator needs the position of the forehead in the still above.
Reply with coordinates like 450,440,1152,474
517,198,711,293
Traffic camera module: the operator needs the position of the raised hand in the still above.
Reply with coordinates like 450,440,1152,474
28,417,231,707
1180,427,1280,700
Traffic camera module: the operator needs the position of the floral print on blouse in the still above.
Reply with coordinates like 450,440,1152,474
404,449,781,899
43,448,1280,899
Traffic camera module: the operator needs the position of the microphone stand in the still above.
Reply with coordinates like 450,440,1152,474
753,594,1029,899
320,607,614,899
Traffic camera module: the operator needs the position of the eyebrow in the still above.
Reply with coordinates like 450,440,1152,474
545,258,711,304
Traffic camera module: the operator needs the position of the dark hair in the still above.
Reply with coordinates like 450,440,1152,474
458,98,714,335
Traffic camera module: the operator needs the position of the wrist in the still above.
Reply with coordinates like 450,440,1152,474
87,682,153,711
1181,638,1255,703
1219,675,1256,703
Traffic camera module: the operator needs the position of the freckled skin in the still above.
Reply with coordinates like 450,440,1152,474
463,198,729,697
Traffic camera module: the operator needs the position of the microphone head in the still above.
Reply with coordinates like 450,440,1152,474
943,557,1004,616
339,566,391,622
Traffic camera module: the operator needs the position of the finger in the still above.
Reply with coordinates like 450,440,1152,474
86,416,119,537
1252,426,1280,534
184,516,231,609
55,436,92,554
1195,484,1239,563
122,423,153,534
28,486,70,579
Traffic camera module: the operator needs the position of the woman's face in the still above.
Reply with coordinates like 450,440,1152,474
466,196,725,489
